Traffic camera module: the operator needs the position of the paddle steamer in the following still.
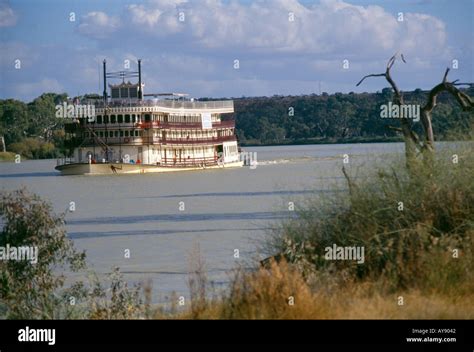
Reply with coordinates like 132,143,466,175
56,60,242,175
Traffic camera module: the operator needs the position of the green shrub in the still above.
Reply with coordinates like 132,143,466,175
0,188,86,319
8,138,59,159
268,143,474,292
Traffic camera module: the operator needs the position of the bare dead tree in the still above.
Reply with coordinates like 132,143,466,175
357,54,473,169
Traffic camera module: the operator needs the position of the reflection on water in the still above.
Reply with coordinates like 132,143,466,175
69,227,272,239
0,142,406,301
0,171,59,178
67,211,292,226
156,188,346,198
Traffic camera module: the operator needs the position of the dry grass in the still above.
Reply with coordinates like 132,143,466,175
150,258,474,320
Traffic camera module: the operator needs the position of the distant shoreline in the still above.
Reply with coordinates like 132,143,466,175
241,136,404,147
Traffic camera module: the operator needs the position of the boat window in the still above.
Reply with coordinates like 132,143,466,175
135,130,139,137
96,115,102,124
104,116,109,124
125,131,129,137
111,88,119,99
132,115,136,123
144,114,151,122
118,115,123,123
120,131,124,137
114,131,119,137
99,131,103,137
111,115,116,124
125,114,130,123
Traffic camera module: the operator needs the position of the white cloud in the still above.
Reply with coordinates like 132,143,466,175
0,3,17,27
128,4,163,28
77,11,120,39
80,0,446,60
2,0,465,101
127,0,187,34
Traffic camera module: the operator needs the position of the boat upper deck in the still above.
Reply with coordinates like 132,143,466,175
90,99,234,115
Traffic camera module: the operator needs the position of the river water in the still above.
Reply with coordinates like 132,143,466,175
0,143,406,302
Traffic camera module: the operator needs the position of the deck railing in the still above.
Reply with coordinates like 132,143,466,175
79,119,235,130
156,120,235,129
91,100,234,110
57,156,222,167
57,157,75,166
161,135,236,145
81,135,236,146
157,156,220,167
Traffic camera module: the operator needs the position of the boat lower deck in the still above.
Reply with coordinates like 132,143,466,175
55,161,243,175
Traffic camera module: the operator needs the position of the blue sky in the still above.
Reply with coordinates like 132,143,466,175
1,0,473,101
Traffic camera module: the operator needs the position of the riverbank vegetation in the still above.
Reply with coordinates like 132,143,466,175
0,152,16,162
229,86,473,145
0,94,67,160
1,142,472,319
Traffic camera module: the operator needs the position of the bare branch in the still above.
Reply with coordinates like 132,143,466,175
342,166,356,197
457,90,474,108
387,125,403,132
356,53,405,90
356,73,386,87
424,81,474,114
442,68,450,83
356,54,473,168
411,130,421,147
387,54,397,70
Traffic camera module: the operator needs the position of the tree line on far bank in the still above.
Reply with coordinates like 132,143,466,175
1,87,472,159
229,87,474,145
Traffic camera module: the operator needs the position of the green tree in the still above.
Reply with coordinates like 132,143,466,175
0,189,86,319
27,93,67,140
0,99,28,145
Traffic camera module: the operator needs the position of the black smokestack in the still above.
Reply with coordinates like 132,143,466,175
103,59,107,103
138,59,142,100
